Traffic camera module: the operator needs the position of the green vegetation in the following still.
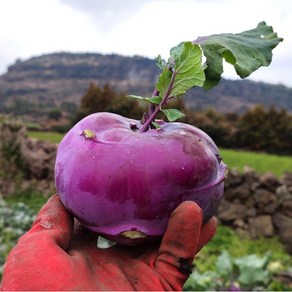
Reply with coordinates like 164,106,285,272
73,83,146,125
28,131,64,144
220,148,292,177
4,189,48,213
185,105,292,156
0,198,36,279
23,121,41,130
233,105,292,155
195,226,292,272
185,226,292,291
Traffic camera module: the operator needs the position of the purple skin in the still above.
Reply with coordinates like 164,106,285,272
55,112,227,245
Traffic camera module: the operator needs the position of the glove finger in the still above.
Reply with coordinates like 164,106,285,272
141,217,217,265
154,201,203,289
26,194,74,250
1,195,74,290
196,216,217,253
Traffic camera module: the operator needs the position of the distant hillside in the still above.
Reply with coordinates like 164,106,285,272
186,78,292,114
0,52,291,122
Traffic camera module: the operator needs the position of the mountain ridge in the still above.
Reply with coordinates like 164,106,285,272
0,52,291,120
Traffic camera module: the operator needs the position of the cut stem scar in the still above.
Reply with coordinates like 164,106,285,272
81,129,96,140
120,230,147,239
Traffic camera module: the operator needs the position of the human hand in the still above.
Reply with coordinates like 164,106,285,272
1,195,216,291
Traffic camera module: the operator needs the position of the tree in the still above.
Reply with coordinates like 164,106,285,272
234,105,292,154
74,83,146,124
48,109,62,120
60,101,77,115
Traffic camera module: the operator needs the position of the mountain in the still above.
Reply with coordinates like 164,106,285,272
185,78,292,114
0,52,291,121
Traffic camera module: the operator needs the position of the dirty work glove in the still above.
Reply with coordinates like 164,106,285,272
1,195,216,291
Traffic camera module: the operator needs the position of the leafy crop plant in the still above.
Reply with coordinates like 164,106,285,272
55,22,282,245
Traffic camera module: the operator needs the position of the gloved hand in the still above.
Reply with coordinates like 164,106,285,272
1,195,216,291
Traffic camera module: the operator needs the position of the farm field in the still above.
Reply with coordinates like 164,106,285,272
219,148,292,177
28,130,64,144
28,131,292,177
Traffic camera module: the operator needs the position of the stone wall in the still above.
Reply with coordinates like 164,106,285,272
218,167,292,253
0,118,56,197
1,117,292,252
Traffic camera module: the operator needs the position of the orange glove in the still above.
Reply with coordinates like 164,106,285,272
1,195,216,291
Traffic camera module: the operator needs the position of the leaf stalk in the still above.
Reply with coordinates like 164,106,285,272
139,70,177,133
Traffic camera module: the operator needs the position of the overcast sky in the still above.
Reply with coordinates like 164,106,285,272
0,0,291,87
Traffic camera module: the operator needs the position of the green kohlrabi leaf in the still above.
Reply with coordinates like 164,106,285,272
234,253,270,270
156,68,172,98
237,267,270,287
151,121,162,129
161,108,185,121
156,55,167,70
156,42,205,98
127,95,161,105
234,253,271,287
184,271,221,291
197,21,283,90
216,250,233,277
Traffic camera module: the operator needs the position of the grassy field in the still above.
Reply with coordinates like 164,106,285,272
28,131,292,177
220,148,292,177
28,130,64,144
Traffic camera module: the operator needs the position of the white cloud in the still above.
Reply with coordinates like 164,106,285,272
59,0,145,32
0,0,291,87
0,0,98,65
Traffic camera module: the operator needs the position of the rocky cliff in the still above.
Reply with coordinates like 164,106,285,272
1,52,292,123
